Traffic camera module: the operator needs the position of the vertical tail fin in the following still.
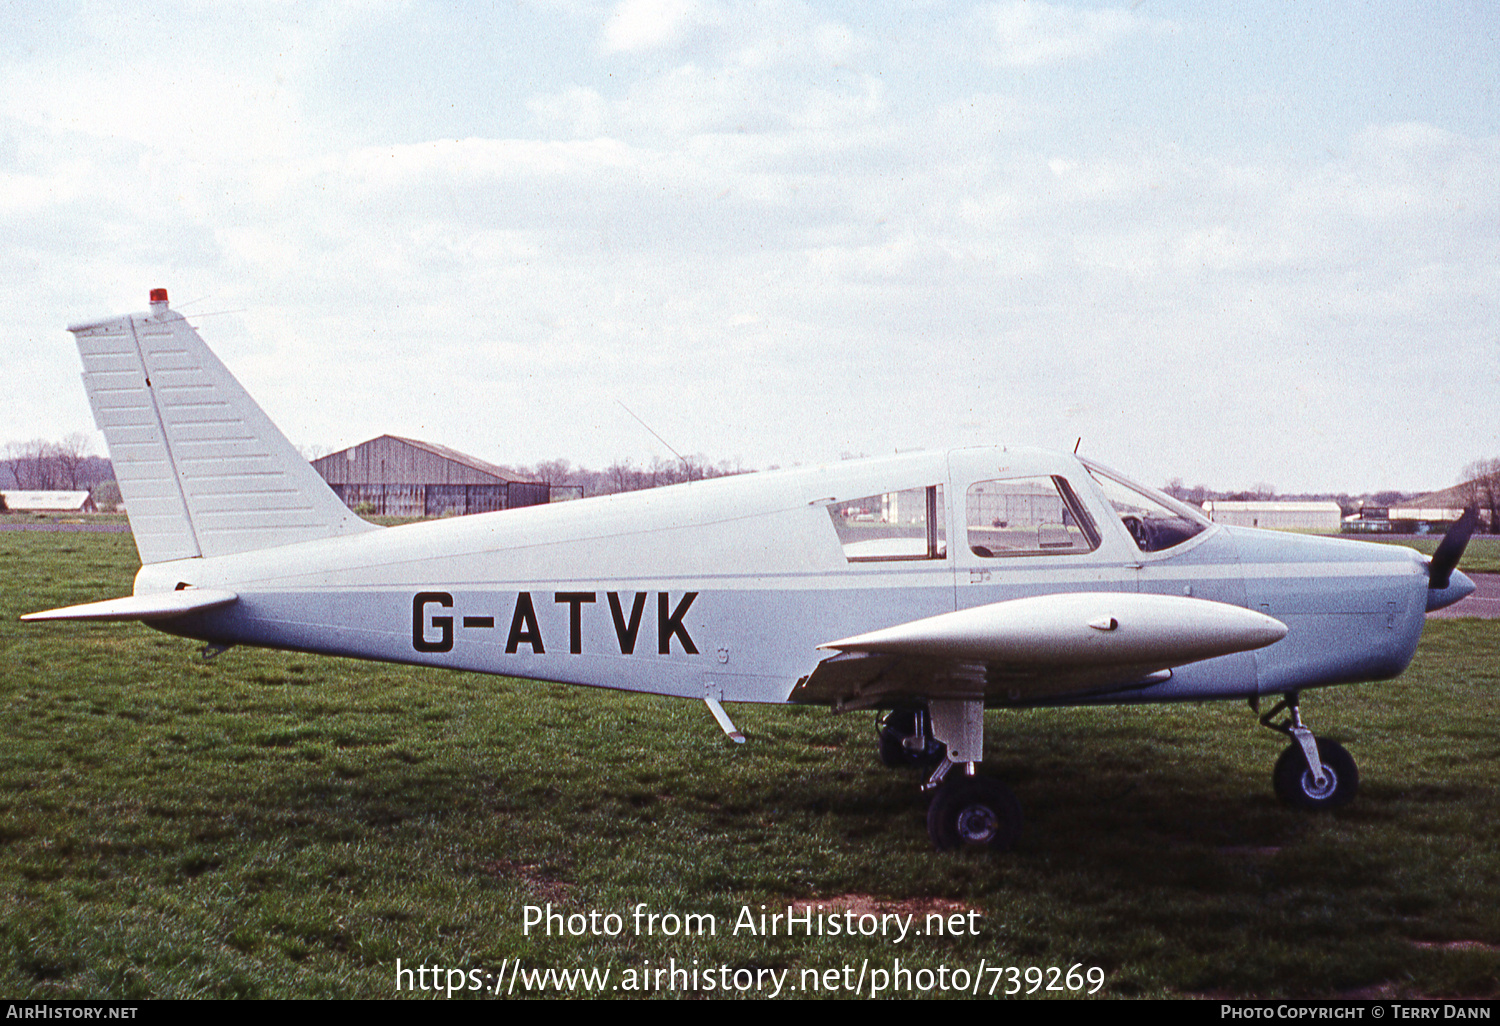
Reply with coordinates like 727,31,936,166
71,289,377,564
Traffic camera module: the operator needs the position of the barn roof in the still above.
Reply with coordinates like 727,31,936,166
1410,479,1481,509
3,491,95,511
382,435,535,483
313,435,541,485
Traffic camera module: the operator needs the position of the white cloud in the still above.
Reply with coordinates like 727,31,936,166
986,1,1166,66
602,0,706,53
2,4,1497,492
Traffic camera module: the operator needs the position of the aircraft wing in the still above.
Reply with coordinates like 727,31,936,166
22,589,239,622
789,592,1286,709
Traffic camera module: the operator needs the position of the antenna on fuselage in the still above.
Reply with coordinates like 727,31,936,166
1074,438,1082,454
616,400,693,479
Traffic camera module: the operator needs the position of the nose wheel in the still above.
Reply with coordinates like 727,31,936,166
1257,693,1359,810
1272,736,1358,809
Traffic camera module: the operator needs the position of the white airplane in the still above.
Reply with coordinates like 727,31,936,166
26,290,1478,852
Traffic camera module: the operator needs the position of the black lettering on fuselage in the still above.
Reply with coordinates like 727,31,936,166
608,591,647,654
554,592,596,654
412,592,454,653
411,590,700,658
659,592,699,655
506,592,544,653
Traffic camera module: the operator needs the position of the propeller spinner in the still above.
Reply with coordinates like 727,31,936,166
1425,508,1478,612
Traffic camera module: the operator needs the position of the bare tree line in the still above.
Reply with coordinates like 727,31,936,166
2,435,114,491
4,429,1498,533
1162,479,1410,511
501,455,752,498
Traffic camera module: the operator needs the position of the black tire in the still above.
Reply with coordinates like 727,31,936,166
926,776,1023,852
878,726,911,768
876,705,944,769
1272,737,1358,810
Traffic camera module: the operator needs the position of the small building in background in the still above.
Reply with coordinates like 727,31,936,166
1388,508,1467,534
311,435,549,517
1200,501,1342,532
1,491,98,513
1346,504,1471,535
1403,478,1491,533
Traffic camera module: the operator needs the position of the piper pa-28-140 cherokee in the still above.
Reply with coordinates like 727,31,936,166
25,290,1479,851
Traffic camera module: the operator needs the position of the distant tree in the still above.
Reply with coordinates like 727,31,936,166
3,438,115,491
6,439,54,489
1460,457,1500,534
52,433,92,489
531,459,573,485
497,453,751,498
91,480,122,511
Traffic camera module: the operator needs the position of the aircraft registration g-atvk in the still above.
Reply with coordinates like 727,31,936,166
26,290,1479,852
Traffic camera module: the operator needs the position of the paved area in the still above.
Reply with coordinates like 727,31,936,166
1428,572,1500,619
0,522,130,532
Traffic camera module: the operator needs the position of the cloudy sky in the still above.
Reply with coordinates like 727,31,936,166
2,0,1496,495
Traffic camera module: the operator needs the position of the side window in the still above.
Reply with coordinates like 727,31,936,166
966,476,1099,558
829,485,947,562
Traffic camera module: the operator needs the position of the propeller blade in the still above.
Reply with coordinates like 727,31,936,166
1429,507,1478,590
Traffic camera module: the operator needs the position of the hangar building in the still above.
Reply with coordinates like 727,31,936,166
312,435,550,517
1200,501,1342,532
1,491,98,513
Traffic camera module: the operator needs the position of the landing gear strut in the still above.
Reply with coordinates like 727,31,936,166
918,698,1023,852
1256,692,1358,810
875,703,944,768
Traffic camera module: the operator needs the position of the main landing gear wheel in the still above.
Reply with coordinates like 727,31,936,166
1272,737,1358,810
877,704,944,769
926,776,1023,852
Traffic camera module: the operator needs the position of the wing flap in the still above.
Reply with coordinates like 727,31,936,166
22,589,239,622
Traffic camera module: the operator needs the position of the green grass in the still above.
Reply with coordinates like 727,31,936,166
1351,534,1500,575
2,531,1498,998
0,512,130,525
1265,531,1500,575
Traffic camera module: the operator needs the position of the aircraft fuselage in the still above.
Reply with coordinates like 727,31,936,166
136,445,1444,709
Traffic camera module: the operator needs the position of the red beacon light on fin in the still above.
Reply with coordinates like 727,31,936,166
149,288,169,304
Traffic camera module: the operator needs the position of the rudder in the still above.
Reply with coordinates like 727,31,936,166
71,289,376,564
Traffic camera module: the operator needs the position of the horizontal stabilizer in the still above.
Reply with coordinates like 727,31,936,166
22,589,238,622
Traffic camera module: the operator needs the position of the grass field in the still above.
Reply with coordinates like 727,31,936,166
2,530,1498,999
1356,534,1500,574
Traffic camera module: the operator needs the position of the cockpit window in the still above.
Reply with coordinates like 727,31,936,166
966,476,1099,557
1080,459,1211,553
829,485,946,561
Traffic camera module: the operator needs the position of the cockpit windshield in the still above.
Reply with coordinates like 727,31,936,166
1079,459,1212,553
